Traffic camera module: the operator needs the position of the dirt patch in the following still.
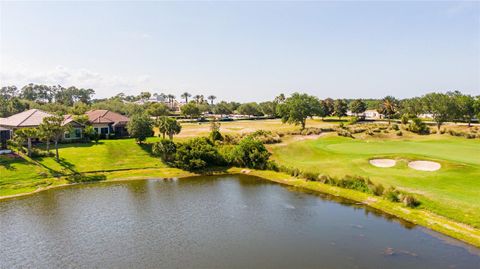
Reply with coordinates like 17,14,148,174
408,161,441,171
369,159,396,168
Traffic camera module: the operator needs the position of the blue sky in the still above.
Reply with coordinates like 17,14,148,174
1,1,479,101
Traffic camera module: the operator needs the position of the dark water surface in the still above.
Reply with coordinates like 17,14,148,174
1,175,479,269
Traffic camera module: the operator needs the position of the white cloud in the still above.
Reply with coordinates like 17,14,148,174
0,65,152,98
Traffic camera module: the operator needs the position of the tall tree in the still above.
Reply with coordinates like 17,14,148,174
139,91,152,101
237,102,263,117
422,93,455,131
156,117,182,139
207,95,216,105
147,103,169,118
277,93,320,130
274,93,286,104
474,96,480,122
377,96,399,124
259,101,276,116
181,92,191,103
193,95,202,104
181,102,201,119
449,91,476,126
127,114,153,144
400,97,424,117
212,101,233,116
333,99,348,119
39,116,69,161
322,98,335,117
349,99,366,117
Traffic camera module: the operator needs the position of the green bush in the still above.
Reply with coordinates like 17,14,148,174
246,130,281,144
223,134,241,145
396,130,403,136
300,127,322,135
402,194,420,208
383,187,400,202
210,130,223,142
335,175,371,193
349,117,359,124
152,139,177,162
391,123,399,130
400,114,409,125
337,129,353,138
302,171,320,181
174,137,224,170
230,137,271,169
408,118,429,135
369,182,384,196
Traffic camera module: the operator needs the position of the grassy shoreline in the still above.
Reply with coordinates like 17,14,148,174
1,166,479,248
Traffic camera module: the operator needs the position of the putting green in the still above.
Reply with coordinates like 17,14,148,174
270,134,480,227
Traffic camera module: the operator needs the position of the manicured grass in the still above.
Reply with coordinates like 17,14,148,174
270,134,480,227
0,139,166,196
37,139,166,173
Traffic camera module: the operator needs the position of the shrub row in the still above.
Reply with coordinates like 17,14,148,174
267,163,420,208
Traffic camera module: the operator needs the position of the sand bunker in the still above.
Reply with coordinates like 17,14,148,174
369,159,396,168
408,161,441,171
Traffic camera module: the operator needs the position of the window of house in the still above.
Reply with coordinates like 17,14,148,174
64,132,70,139
101,127,109,134
74,128,81,138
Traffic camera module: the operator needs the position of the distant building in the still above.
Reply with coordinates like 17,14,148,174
346,109,383,120
130,98,182,112
364,110,383,119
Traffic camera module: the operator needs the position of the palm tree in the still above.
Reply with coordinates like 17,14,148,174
377,96,399,124
193,95,202,104
181,92,191,103
167,94,175,105
207,95,216,105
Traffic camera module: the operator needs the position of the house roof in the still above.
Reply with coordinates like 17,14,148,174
0,109,83,128
85,110,130,125
0,109,54,127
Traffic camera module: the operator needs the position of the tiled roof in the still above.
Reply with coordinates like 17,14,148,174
85,110,130,125
0,109,54,127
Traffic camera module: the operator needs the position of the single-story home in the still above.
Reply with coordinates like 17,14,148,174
0,109,84,143
83,110,130,138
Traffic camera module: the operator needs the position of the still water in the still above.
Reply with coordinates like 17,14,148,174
1,175,479,268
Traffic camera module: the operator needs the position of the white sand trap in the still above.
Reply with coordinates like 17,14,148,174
369,159,396,168
408,161,441,171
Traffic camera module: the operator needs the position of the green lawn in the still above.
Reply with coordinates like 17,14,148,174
270,134,480,227
36,138,166,173
0,138,166,196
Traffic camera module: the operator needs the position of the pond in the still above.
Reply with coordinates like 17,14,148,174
1,175,479,268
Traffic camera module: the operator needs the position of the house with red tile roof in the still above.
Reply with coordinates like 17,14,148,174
0,109,85,143
84,110,130,138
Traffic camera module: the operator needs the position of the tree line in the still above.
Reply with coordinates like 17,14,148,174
2,84,478,131
276,91,480,130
